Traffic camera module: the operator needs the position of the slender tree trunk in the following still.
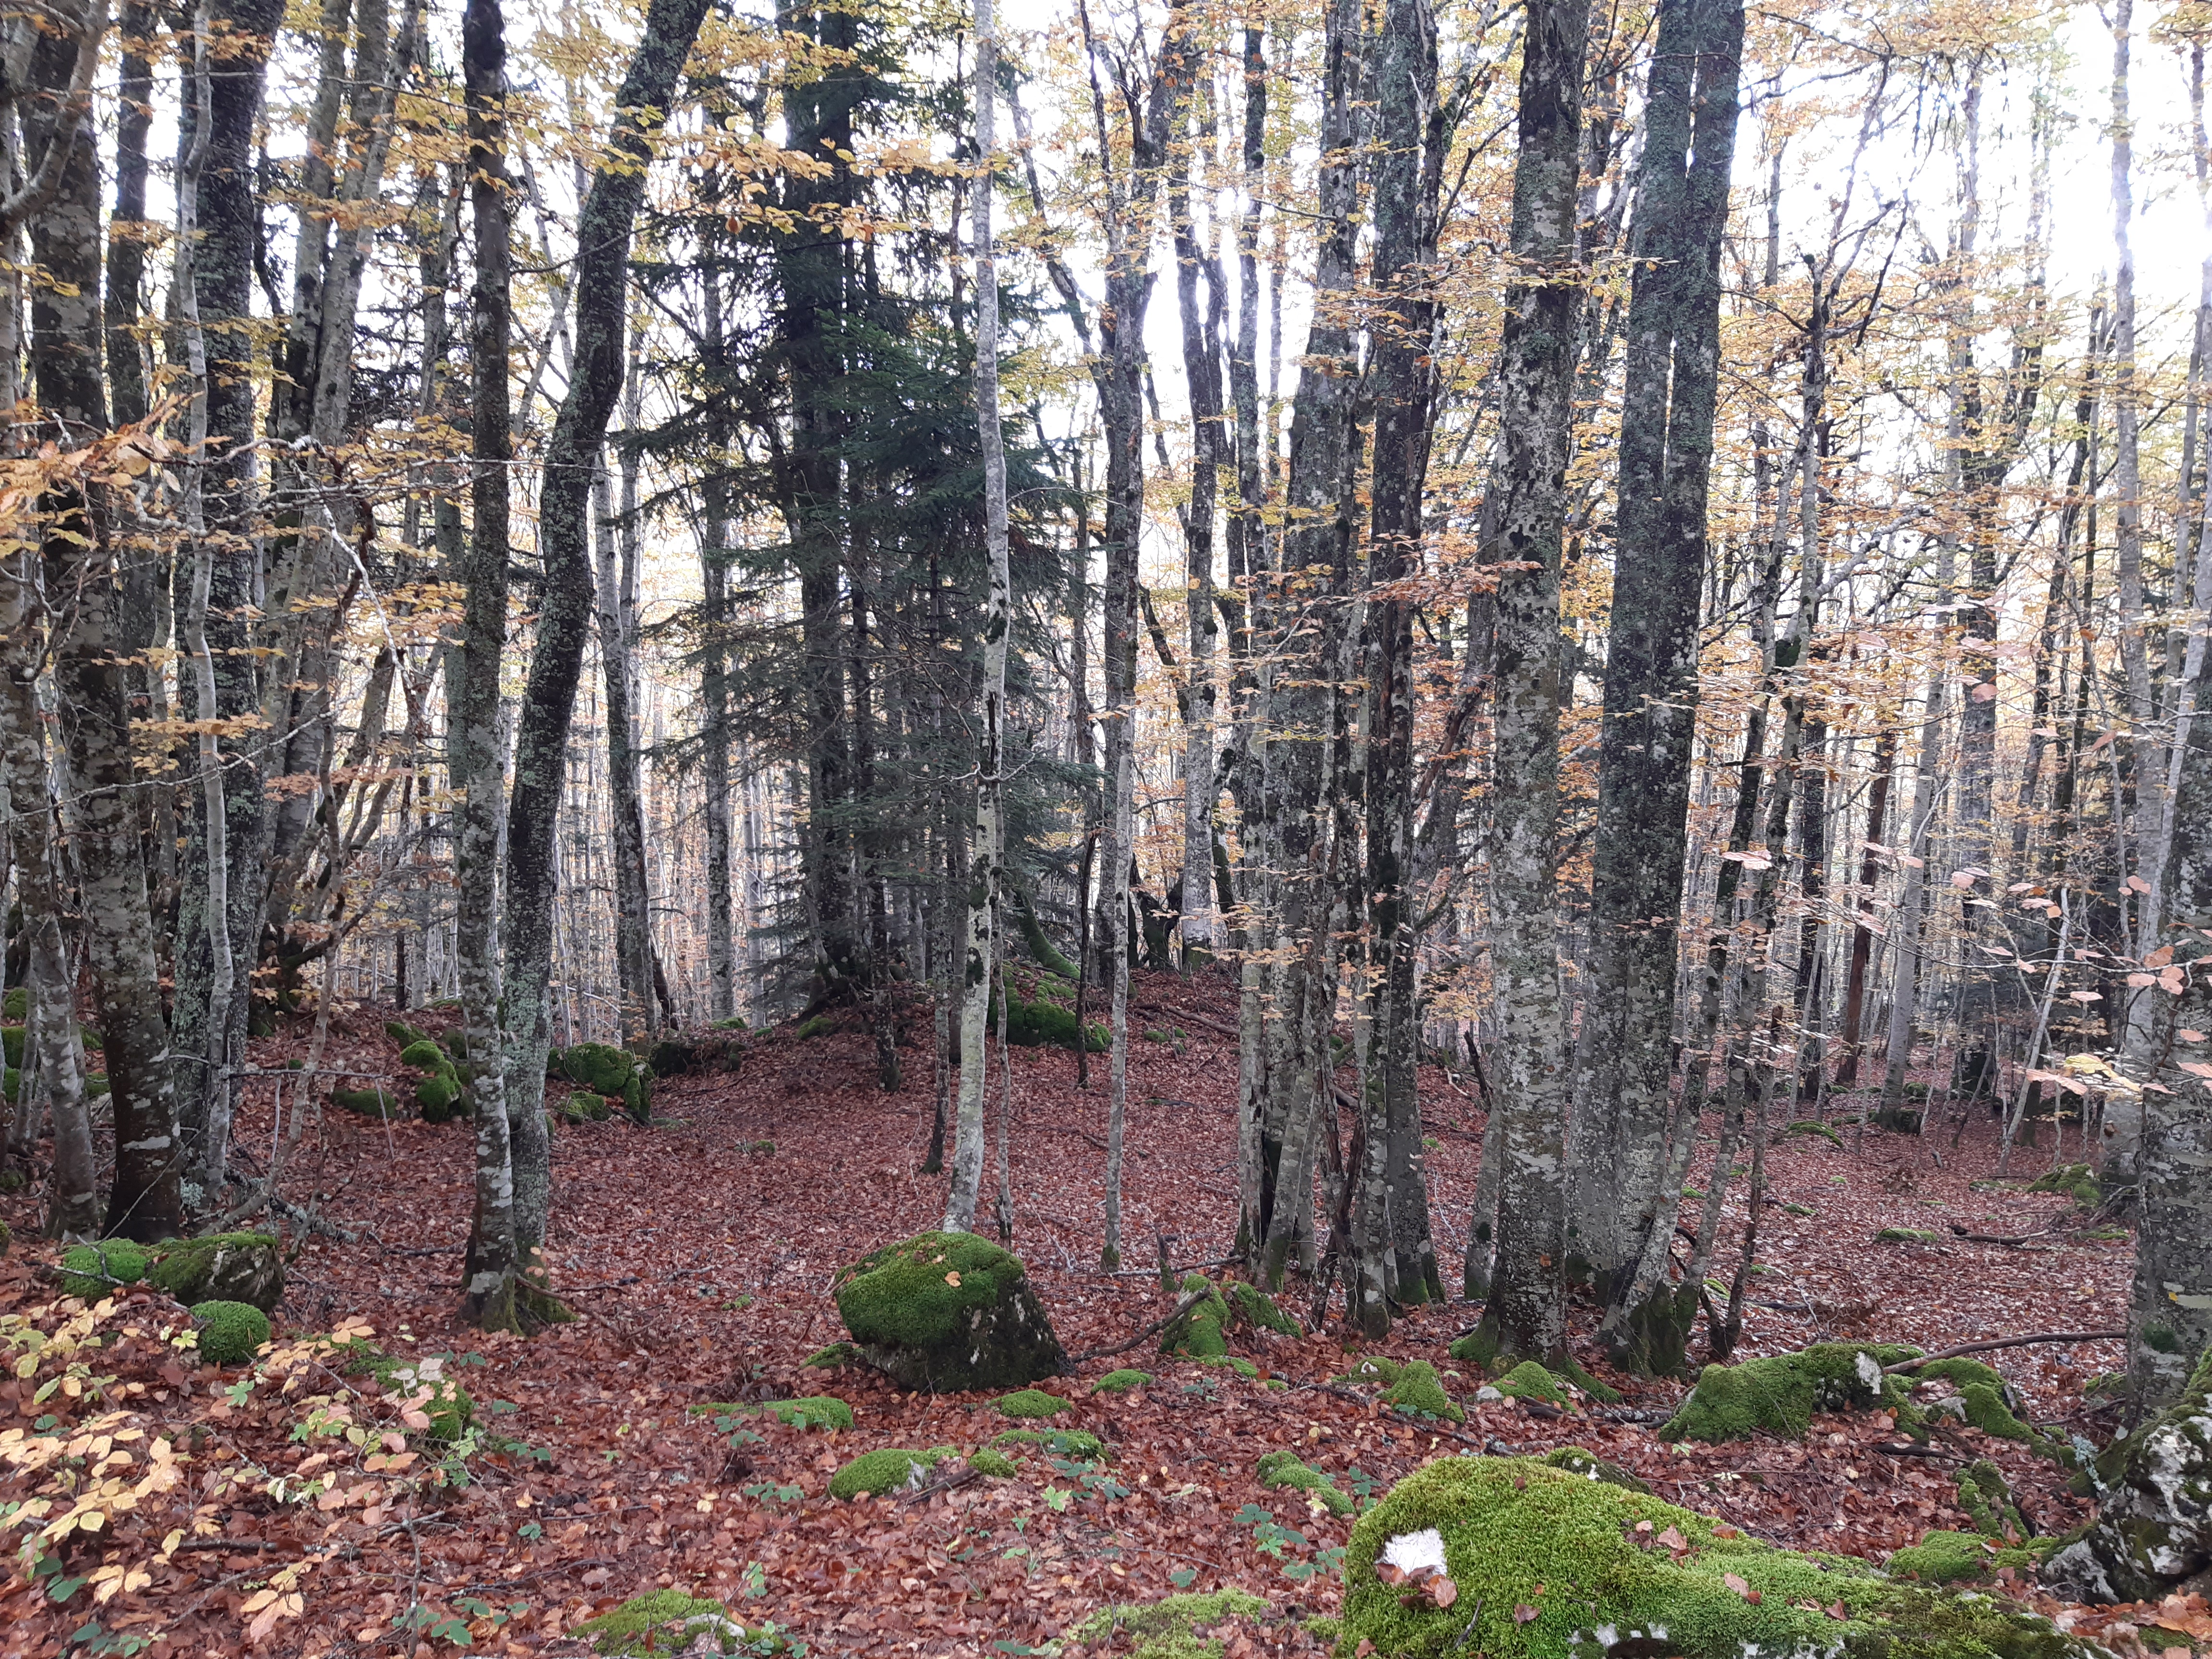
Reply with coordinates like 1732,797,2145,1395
458,0,522,1331
1172,88,1221,963
596,358,656,1042
944,0,1012,1233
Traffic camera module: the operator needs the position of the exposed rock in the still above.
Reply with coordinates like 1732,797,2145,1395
2044,1345,2212,1602
1660,1342,1921,1442
147,1231,284,1313
831,1230,1064,1392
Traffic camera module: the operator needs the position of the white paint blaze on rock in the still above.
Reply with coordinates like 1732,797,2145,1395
1380,1527,1448,1580
1854,1351,1883,1393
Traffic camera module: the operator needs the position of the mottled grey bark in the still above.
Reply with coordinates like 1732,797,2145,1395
1568,0,1744,1316
596,361,658,1042
1170,82,1221,961
944,0,1011,1234
1469,0,1591,1366
1350,0,1447,1335
457,0,520,1331
499,0,713,1267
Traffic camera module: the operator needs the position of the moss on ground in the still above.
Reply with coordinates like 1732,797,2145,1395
763,1396,852,1431
995,1387,1069,1419
570,1590,757,1656
1093,1369,1152,1394
1341,1454,2102,1659
331,1086,402,1119
991,1426,1106,1462
1660,1343,1921,1443
1885,1529,2037,1585
1341,1355,1407,1386
1496,1361,1569,1408
192,1300,271,1365
59,1239,150,1299
1072,1589,1270,1659
827,1445,954,1500
1540,1445,1652,1493
1787,1119,1845,1147
1256,1450,1353,1515
145,1231,283,1312
970,1447,1019,1479
1161,1273,1232,1359
832,1230,1064,1391
803,1341,858,1369
1202,1354,1261,1379
1381,1359,1465,1423
1875,1226,1941,1243
2027,1163,2100,1208
1954,1460,2027,1539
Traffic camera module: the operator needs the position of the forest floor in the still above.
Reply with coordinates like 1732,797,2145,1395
0,964,2180,1659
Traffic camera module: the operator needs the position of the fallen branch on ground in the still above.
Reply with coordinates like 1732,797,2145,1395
1883,1329,2128,1373
1064,1287,1209,1365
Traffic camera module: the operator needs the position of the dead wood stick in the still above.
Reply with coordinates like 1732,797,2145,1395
1947,1223,2056,1247
1065,1288,1208,1366
1882,1329,2128,1373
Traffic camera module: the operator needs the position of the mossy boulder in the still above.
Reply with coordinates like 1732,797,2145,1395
144,1232,284,1314
1381,1359,1465,1423
557,1042,651,1124
1257,1449,1353,1515
827,1445,955,1500
1874,1226,1940,1244
1660,1343,1920,1443
555,1091,614,1125
1227,1280,1300,1336
987,991,1108,1052
1072,1590,1269,1658
803,1341,859,1369
995,1387,1069,1419
831,1231,1064,1392
1161,1273,1232,1359
331,1086,403,1119
1094,1368,1153,1394
571,1590,755,1657
1954,1459,2028,1540
2026,1163,2100,1208
59,1239,152,1299
1786,1119,1844,1148
1540,1445,1652,1493
1905,1359,2040,1443
398,1039,466,1124
992,1425,1107,1462
191,1300,271,1366
970,1447,1019,1479
1496,1361,1570,1408
1340,1454,2105,1659
2044,1344,2212,1602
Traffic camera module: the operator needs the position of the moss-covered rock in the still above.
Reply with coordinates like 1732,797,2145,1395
1786,1118,1845,1147
1954,1460,2027,1540
1227,1280,1300,1336
764,1395,853,1431
1381,1359,1465,1423
0,1025,21,1068
399,1039,467,1124
1496,1361,1570,1408
1340,1455,2104,1659
1661,1343,1921,1443
827,1445,954,1500
803,1341,858,1369
1884,1529,2037,1586
59,1239,151,1299
191,1300,271,1366
2044,1343,2212,1602
1257,1449,1353,1516
1072,1590,1270,1659
1341,1355,1409,1386
1161,1273,1232,1359
992,1425,1106,1462
2026,1163,2100,1208
832,1231,1064,1392
0,987,24,1020
555,1091,614,1125
995,1387,1069,1419
556,1043,652,1124
570,1590,756,1657
987,991,1108,1052
970,1447,1019,1479
1093,1368,1153,1394
331,1086,403,1119
1874,1226,1940,1243
145,1232,283,1314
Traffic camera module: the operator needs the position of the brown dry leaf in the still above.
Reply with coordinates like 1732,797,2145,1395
1514,1604,1540,1625
1430,1577,1459,1610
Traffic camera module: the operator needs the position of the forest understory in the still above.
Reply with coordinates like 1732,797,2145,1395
0,968,2179,1659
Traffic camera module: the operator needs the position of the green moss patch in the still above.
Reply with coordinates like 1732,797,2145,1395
1885,1529,2037,1586
1874,1226,1940,1243
1381,1359,1464,1423
1496,1361,1569,1408
991,1425,1106,1462
1202,1354,1261,1379
804,1341,858,1369
2026,1163,2100,1208
1660,1342,1920,1443
191,1300,271,1366
1786,1119,1844,1147
338,1343,475,1442
1539,1445,1651,1493
571,1590,757,1657
1072,1589,1270,1659
145,1232,283,1313
59,1239,150,1299
832,1230,1064,1392
827,1445,954,1500
1341,1455,2100,1659
1228,1280,1300,1336
987,992,1107,1052
1161,1273,1232,1359
1954,1459,2027,1539
995,1387,1070,1419
1093,1368,1153,1394
763,1395,852,1431
331,1086,402,1119
970,1447,1019,1478
1257,1450,1352,1515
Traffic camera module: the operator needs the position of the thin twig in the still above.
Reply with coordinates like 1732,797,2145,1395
1883,1330,2128,1373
